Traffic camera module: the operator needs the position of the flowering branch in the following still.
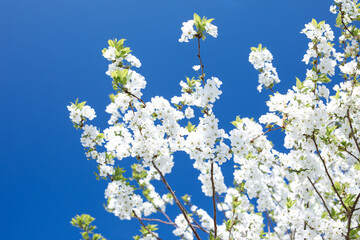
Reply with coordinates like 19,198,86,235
196,35,205,85
151,161,202,240
312,134,349,213
346,109,360,154
210,162,218,238
346,193,360,240
133,211,162,240
307,177,332,218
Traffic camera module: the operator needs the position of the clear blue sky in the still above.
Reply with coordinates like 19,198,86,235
1,0,334,239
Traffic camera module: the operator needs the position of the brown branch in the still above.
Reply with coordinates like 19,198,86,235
191,217,209,233
347,109,360,155
250,127,282,143
346,193,360,240
123,88,147,107
312,135,349,213
266,185,284,209
337,145,360,163
129,101,135,113
307,177,332,218
215,193,228,221
210,162,218,238
339,7,358,42
157,208,176,226
196,36,205,85
151,161,202,240
139,217,175,226
139,217,206,231
107,173,113,182
133,211,162,240
265,210,282,240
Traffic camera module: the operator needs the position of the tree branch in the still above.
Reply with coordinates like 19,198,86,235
196,36,205,85
151,161,202,240
347,109,360,155
312,135,349,213
265,210,282,240
346,193,360,240
210,162,218,238
307,177,332,218
133,211,162,240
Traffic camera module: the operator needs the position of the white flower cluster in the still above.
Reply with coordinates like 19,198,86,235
105,180,142,220
331,0,360,24
125,53,141,68
67,104,96,124
171,77,223,109
102,42,146,125
179,16,218,43
205,22,218,38
301,20,339,76
103,125,132,160
173,214,194,240
96,152,115,177
340,59,360,75
138,235,159,240
103,46,117,61
80,124,104,149
190,205,214,231
249,46,280,92
179,20,196,43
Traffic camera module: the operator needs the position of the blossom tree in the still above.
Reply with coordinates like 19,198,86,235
68,1,360,239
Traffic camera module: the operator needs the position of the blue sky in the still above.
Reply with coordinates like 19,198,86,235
1,0,334,239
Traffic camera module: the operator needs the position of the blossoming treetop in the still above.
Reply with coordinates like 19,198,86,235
68,1,360,239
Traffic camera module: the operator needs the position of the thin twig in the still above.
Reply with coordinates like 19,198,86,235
151,161,202,240
210,162,218,238
346,193,360,240
133,211,162,240
196,36,205,85
312,135,349,213
347,109,360,155
139,217,174,226
157,208,176,226
265,210,282,240
123,88,147,107
307,177,332,218
250,127,282,143
215,193,228,221
338,146,360,163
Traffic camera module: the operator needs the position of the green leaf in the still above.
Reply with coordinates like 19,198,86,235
334,181,341,191
326,125,337,136
181,194,190,203
194,13,202,29
318,73,331,83
312,18,318,26
321,211,328,219
109,94,116,103
231,116,242,128
186,122,196,132
209,231,215,240
207,18,214,23
296,77,303,90
225,219,233,231
336,13,342,25
354,163,360,170
285,198,297,209
108,39,115,47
